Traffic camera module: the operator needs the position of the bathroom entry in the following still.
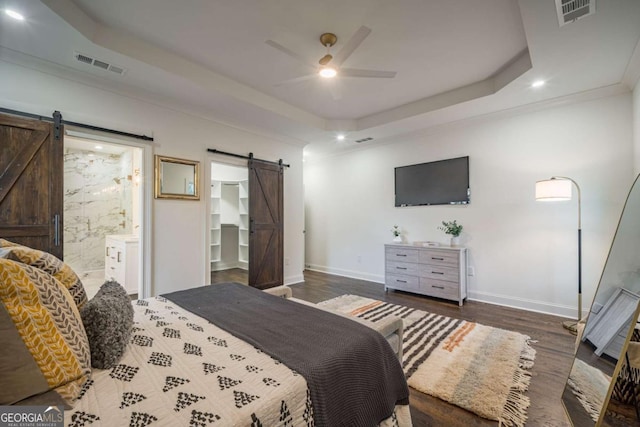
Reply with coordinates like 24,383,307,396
63,136,143,298
211,162,249,284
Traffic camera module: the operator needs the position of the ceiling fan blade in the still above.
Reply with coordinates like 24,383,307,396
327,80,342,100
265,40,316,69
340,68,397,78
331,25,372,67
274,74,317,86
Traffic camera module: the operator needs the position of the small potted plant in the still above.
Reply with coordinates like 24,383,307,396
391,225,402,243
438,220,463,246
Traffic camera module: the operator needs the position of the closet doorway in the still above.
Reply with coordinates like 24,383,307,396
210,162,249,284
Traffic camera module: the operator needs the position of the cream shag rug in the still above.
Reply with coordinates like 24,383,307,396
566,358,611,422
318,295,537,427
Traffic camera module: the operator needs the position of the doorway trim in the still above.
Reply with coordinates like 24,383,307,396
206,155,250,285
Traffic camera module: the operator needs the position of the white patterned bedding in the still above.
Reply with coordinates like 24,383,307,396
65,296,411,426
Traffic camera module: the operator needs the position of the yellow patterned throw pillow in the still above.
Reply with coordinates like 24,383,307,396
0,239,87,308
0,258,91,406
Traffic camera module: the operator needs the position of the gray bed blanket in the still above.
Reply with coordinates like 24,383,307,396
163,282,409,427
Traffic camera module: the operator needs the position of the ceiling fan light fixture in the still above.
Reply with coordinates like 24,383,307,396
319,67,337,78
319,54,333,66
319,33,337,48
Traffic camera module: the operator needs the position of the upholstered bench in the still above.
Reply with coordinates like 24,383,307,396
264,286,403,360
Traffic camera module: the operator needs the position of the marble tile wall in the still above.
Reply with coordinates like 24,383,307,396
63,148,133,274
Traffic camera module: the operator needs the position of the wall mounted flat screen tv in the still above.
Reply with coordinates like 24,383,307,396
395,156,470,207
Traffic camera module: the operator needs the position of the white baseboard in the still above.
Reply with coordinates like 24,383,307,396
284,274,305,286
467,290,577,319
305,264,577,318
212,261,243,271
305,264,385,284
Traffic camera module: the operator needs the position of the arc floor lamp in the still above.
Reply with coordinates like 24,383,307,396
535,176,582,333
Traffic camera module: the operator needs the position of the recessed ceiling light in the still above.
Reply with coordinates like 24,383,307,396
319,67,337,78
336,134,345,141
531,80,545,88
95,145,103,150
5,9,25,21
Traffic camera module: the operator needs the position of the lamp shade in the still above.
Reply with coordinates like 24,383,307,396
535,179,572,201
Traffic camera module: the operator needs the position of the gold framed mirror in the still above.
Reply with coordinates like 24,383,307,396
562,173,640,426
154,155,200,200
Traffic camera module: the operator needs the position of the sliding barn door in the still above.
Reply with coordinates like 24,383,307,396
0,113,63,258
248,159,283,289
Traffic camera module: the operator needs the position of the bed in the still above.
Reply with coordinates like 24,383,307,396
0,240,411,427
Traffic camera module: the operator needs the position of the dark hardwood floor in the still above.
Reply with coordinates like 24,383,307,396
212,268,576,426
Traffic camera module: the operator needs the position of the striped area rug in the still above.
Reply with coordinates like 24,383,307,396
318,295,536,426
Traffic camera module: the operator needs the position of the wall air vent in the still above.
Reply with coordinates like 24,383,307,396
355,137,373,143
74,51,127,76
555,0,595,27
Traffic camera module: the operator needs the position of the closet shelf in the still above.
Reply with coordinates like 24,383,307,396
211,177,249,272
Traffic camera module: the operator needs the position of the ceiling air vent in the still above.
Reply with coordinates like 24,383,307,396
74,51,127,76
92,59,109,70
355,137,373,143
555,0,595,27
75,53,93,64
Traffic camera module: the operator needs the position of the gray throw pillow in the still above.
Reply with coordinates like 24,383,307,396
80,280,134,369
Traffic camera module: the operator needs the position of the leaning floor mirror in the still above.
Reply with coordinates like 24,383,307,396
562,173,640,426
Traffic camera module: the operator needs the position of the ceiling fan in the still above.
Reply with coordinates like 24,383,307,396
265,26,397,99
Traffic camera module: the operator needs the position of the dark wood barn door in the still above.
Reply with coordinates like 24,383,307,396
0,113,63,258
248,159,283,289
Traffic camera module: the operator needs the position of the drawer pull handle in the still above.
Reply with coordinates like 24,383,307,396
396,267,407,270
396,279,407,283
396,254,407,257
432,285,445,289
432,271,444,275
106,247,110,256
432,257,444,261
117,252,122,262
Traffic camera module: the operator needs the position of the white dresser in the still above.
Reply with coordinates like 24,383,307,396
385,244,468,306
105,234,139,295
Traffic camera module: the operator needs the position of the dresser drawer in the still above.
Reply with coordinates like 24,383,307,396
386,261,420,276
105,235,139,294
421,278,459,300
419,264,459,282
107,264,125,284
385,274,420,292
419,249,459,267
386,248,419,263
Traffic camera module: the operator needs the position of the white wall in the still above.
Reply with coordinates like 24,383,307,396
220,184,240,225
0,59,305,295
594,173,640,307
634,83,640,175
212,163,248,182
305,94,634,317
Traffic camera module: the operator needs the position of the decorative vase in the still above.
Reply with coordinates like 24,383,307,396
450,236,461,247
393,235,402,243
